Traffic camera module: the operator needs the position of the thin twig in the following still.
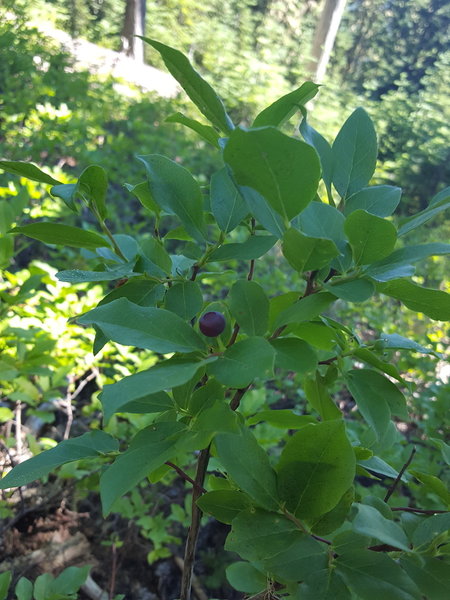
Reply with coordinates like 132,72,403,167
165,461,207,494
247,258,255,281
180,446,211,600
174,556,208,600
230,384,251,411
190,264,200,281
391,507,448,515
227,323,240,347
109,542,118,600
384,447,416,503
63,369,98,440
15,400,23,456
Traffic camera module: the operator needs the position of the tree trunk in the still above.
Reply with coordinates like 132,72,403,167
307,0,347,82
121,0,146,62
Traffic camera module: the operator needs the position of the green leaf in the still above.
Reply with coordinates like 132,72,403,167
140,236,172,274
292,321,338,350
398,186,450,236
0,160,61,186
411,513,450,548
377,279,450,321
196,490,251,524
344,210,397,265
294,200,345,244
282,227,340,272
52,566,90,596
164,281,203,320
100,421,187,515
401,556,450,600
210,168,249,232
274,292,336,329
124,181,160,214
304,372,342,420
209,234,277,261
225,509,299,560
56,264,135,283
33,574,54,600
14,577,33,600
229,279,269,336
336,550,421,600
253,82,319,128
208,336,275,388
300,112,333,196
270,338,317,374
345,369,402,439
0,572,11,600
239,185,286,238
299,569,351,600
276,420,356,520
50,183,78,212
332,107,378,199
366,243,450,282
77,298,206,353
247,410,316,429
141,37,233,133
101,358,210,422
0,431,118,489
226,562,266,594
358,456,404,481
352,503,410,551
311,487,354,535
352,348,403,382
9,223,108,250
327,278,375,302
137,154,205,242
264,535,328,582
77,164,108,219
410,471,450,506
377,333,438,356
215,428,279,510
165,112,220,147
344,186,402,217
98,280,165,308
224,127,321,223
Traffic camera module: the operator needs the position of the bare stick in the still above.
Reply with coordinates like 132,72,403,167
384,447,416,503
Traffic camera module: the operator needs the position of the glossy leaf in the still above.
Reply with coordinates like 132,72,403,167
300,112,333,195
77,298,206,353
344,209,397,265
196,490,251,524
77,164,108,219
226,562,266,594
137,154,205,242
165,111,220,147
304,372,342,420
270,337,317,373
56,263,135,283
124,181,160,214
410,471,450,506
209,234,277,261
98,280,165,308
0,160,61,185
276,420,356,519
398,186,450,236
377,279,450,321
50,183,78,212
239,185,286,238
264,535,328,582
377,333,437,355
224,126,321,222
100,421,187,515
215,429,279,510
141,37,233,133
299,569,351,600
294,201,345,243
229,279,269,336
9,223,108,250
352,503,410,551
311,487,354,535
164,281,203,320
253,82,319,128
274,292,336,329
100,358,211,422
400,556,450,600
366,243,450,282
344,185,402,217
210,168,249,232
208,337,275,388
332,107,378,199
327,278,375,302
282,227,339,272
0,431,118,489
336,550,421,600
411,513,450,548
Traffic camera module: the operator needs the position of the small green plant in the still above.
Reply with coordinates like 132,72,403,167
1,38,449,600
0,566,90,600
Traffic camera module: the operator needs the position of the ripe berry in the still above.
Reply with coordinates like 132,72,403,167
199,311,226,337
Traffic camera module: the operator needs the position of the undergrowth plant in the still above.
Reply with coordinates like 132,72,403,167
1,39,449,600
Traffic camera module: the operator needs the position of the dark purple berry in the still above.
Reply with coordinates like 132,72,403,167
199,311,226,337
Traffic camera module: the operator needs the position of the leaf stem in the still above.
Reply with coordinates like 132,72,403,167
165,461,207,494
384,447,416,503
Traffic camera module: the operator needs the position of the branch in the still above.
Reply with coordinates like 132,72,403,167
384,447,416,503
165,461,207,494
391,507,448,515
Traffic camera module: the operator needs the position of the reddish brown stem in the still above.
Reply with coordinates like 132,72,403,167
384,447,416,503
165,461,207,494
227,323,240,347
